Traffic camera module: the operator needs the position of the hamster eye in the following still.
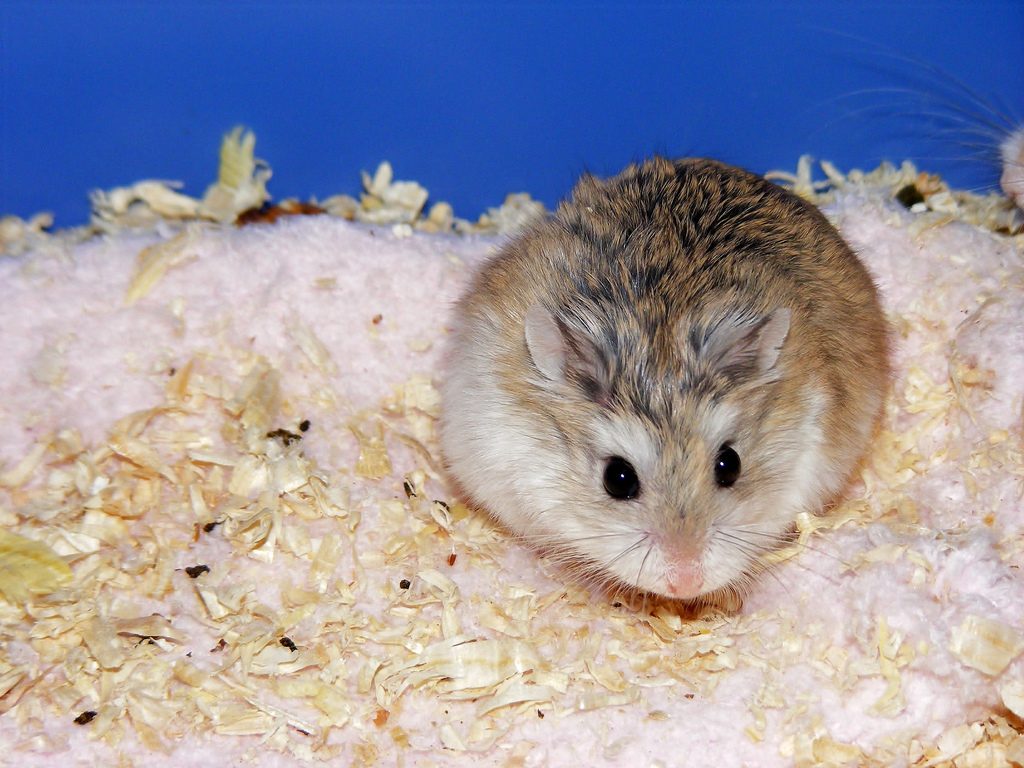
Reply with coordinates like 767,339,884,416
714,445,741,487
603,457,640,500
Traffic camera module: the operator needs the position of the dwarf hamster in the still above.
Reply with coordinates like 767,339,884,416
439,157,888,601
1001,127,1024,212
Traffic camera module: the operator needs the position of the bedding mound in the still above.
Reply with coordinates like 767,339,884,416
1,139,1023,767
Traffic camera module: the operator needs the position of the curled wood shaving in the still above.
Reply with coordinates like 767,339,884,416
350,422,392,480
0,530,72,602
125,227,199,305
950,615,1024,676
201,126,272,223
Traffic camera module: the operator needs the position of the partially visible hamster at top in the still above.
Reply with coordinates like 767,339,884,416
1001,127,1024,212
440,157,888,602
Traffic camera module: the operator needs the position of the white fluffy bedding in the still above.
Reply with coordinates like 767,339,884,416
1,155,1023,767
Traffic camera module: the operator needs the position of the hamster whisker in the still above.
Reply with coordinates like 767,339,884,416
723,525,854,570
890,60,1019,130
717,525,792,546
516,530,650,566
693,581,746,614
910,106,1013,140
524,533,649,598
906,144,1008,172
815,95,1013,146
533,534,662,609
815,27,1019,128
601,535,651,571
736,555,794,599
539,551,595,569
895,98,1010,138
920,131,1009,149
633,538,655,597
771,555,844,590
728,535,846,589
721,524,785,535
608,577,651,613
546,536,652,590
702,530,797,600
712,530,767,558
563,532,650,543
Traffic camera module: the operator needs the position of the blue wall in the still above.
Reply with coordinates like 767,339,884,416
2,1,1022,226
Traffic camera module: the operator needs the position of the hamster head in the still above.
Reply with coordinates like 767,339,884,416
515,301,820,601
440,157,887,603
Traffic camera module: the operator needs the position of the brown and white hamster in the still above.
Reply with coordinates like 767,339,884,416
439,157,888,601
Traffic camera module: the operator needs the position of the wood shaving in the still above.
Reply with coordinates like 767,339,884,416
950,616,1024,677
0,530,72,602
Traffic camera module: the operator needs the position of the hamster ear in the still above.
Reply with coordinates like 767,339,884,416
699,307,791,381
524,304,610,400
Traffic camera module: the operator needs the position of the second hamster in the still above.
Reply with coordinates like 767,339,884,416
1001,126,1024,212
440,157,888,601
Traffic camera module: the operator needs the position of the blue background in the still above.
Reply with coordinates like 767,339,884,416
2,1,1022,226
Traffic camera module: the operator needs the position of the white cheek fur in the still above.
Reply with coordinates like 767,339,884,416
443,344,665,582
441,355,566,537
702,386,832,593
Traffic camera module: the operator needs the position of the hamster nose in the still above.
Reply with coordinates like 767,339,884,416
664,558,704,599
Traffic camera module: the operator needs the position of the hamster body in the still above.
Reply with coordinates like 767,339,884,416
440,157,888,601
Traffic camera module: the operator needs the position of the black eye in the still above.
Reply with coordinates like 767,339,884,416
603,457,640,500
714,445,741,487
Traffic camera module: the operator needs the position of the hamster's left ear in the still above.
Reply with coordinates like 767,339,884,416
697,307,791,382
524,303,611,402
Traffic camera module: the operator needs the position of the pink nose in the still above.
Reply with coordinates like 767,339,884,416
665,560,704,599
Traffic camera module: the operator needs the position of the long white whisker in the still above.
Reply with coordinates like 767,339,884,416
634,537,655,593
806,27,1020,129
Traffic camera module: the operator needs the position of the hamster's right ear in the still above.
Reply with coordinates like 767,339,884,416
524,304,610,401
